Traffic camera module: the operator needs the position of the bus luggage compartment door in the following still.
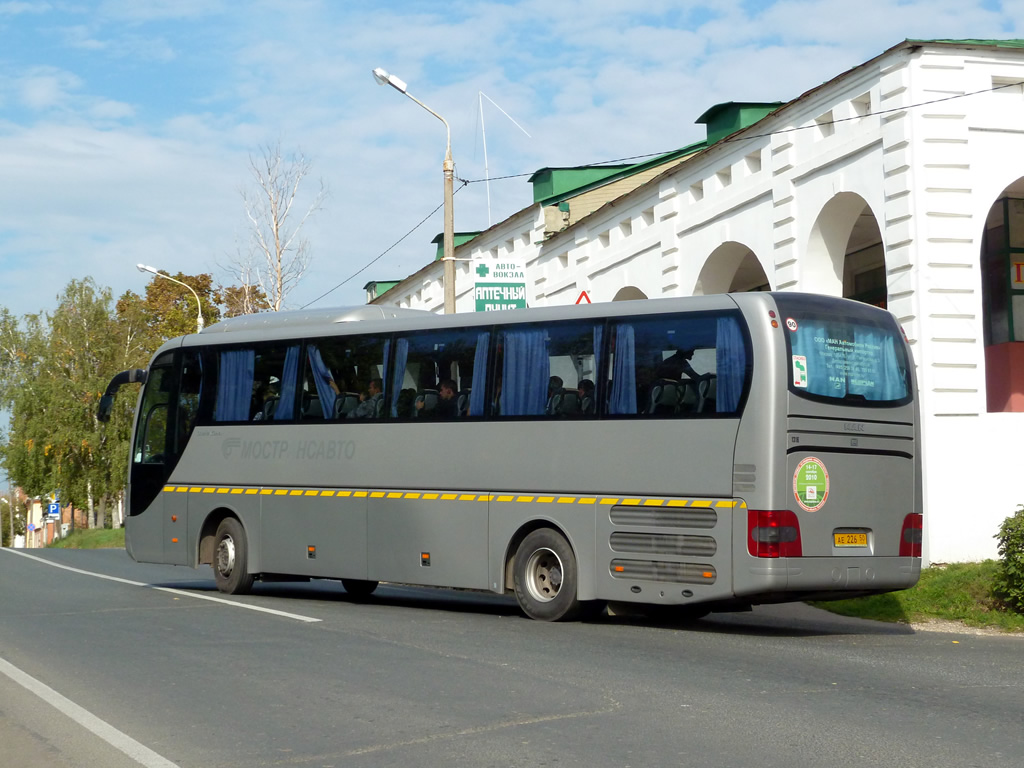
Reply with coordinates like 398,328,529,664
787,440,915,559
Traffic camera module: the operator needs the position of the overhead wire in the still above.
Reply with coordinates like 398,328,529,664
300,179,469,309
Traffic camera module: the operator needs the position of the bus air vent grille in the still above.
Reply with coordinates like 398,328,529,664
610,559,717,584
609,506,717,529
610,532,717,557
734,463,756,492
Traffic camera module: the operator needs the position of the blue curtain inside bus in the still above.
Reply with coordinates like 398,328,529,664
469,332,490,416
274,345,300,420
849,331,907,400
501,329,549,415
609,324,637,415
716,317,746,413
388,338,409,417
307,345,337,418
215,349,255,421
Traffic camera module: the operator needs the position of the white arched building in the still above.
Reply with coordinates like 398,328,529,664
371,39,1024,564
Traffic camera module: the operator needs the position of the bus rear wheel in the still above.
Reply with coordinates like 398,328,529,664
341,579,379,600
213,518,255,595
513,528,583,621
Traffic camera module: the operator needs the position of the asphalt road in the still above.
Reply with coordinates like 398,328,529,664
1,547,1021,768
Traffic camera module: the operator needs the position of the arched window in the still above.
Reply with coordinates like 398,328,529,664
981,196,1024,411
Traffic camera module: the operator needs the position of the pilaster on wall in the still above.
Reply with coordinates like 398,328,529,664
913,52,983,417
658,182,682,295
879,59,918,339
770,131,798,290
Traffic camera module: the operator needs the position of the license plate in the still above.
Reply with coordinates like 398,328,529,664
834,532,868,547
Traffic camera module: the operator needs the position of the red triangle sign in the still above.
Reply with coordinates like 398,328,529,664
575,290,591,305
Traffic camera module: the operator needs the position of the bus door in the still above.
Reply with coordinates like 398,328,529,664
128,348,196,565
774,295,918,565
128,352,174,563
164,349,202,565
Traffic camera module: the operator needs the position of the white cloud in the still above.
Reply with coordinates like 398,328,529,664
18,67,82,110
0,1,50,15
90,99,134,120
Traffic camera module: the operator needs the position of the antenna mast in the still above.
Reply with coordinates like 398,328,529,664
478,91,531,226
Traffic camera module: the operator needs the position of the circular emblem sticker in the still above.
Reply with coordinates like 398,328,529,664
785,318,798,331
793,456,829,512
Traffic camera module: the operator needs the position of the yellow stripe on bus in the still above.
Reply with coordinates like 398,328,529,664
160,485,738,513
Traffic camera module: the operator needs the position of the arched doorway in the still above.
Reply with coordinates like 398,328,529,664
693,242,769,295
612,286,647,301
980,176,1024,411
806,193,885,307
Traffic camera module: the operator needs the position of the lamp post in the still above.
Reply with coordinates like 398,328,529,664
373,67,456,314
136,264,204,332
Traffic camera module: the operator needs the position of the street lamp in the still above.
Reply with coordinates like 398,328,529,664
136,264,204,332
373,67,456,314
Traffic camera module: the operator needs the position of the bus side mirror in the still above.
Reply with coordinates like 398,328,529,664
96,368,147,423
97,394,115,423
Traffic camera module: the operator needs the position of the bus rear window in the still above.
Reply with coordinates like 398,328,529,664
774,295,912,406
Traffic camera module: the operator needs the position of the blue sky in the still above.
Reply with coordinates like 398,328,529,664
2,0,1023,320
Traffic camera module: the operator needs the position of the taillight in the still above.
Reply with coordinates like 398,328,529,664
899,513,923,557
748,509,802,558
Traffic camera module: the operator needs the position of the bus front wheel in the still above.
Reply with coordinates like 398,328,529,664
341,579,379,600
513,528,583,621
213,518,255,595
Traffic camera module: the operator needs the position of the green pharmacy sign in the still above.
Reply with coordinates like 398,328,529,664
474,260,527,312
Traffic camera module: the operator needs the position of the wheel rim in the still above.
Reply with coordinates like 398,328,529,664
524,547,563,603
215,535,236,578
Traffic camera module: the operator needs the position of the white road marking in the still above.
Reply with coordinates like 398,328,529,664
0,656,181,768
1,549,321,623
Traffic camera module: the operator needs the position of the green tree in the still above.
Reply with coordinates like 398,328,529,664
117,271,222,352
219,281,271,317
2,279,141,530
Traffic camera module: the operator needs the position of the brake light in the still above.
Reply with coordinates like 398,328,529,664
899,513,923,557
748,509,802,558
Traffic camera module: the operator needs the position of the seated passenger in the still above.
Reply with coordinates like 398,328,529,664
578,379,596,414
417,378,459,419
347,378,384,419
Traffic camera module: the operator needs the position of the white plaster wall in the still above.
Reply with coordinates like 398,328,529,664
909,47,1024,562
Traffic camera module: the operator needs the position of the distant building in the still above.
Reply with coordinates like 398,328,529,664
370,39,1024,564
24,496,87,547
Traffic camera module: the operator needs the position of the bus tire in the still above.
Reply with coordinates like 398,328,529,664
341,579,379,600
213,518,255,595
513,528,582,622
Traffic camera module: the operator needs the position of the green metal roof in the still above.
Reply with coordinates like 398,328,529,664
695,101,784,146
528,165,635,203
430,231,484,260
910,38,1024,48
529,141,706,208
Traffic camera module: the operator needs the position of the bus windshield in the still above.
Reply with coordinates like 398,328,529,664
774,294,912,406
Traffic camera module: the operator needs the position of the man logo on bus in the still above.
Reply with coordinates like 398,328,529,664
221,438,241,458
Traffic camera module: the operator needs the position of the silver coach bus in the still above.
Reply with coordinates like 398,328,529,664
99,293,922,621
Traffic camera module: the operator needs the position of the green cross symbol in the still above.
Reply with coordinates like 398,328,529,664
475,263,490,278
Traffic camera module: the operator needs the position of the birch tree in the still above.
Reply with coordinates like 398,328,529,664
241,142,327,311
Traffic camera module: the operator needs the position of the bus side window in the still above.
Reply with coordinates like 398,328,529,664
494,320,597,419
133,355,174,463
388,328,489,419
607,312,748,417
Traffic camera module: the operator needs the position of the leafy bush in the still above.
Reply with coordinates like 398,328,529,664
994,505,1024,613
